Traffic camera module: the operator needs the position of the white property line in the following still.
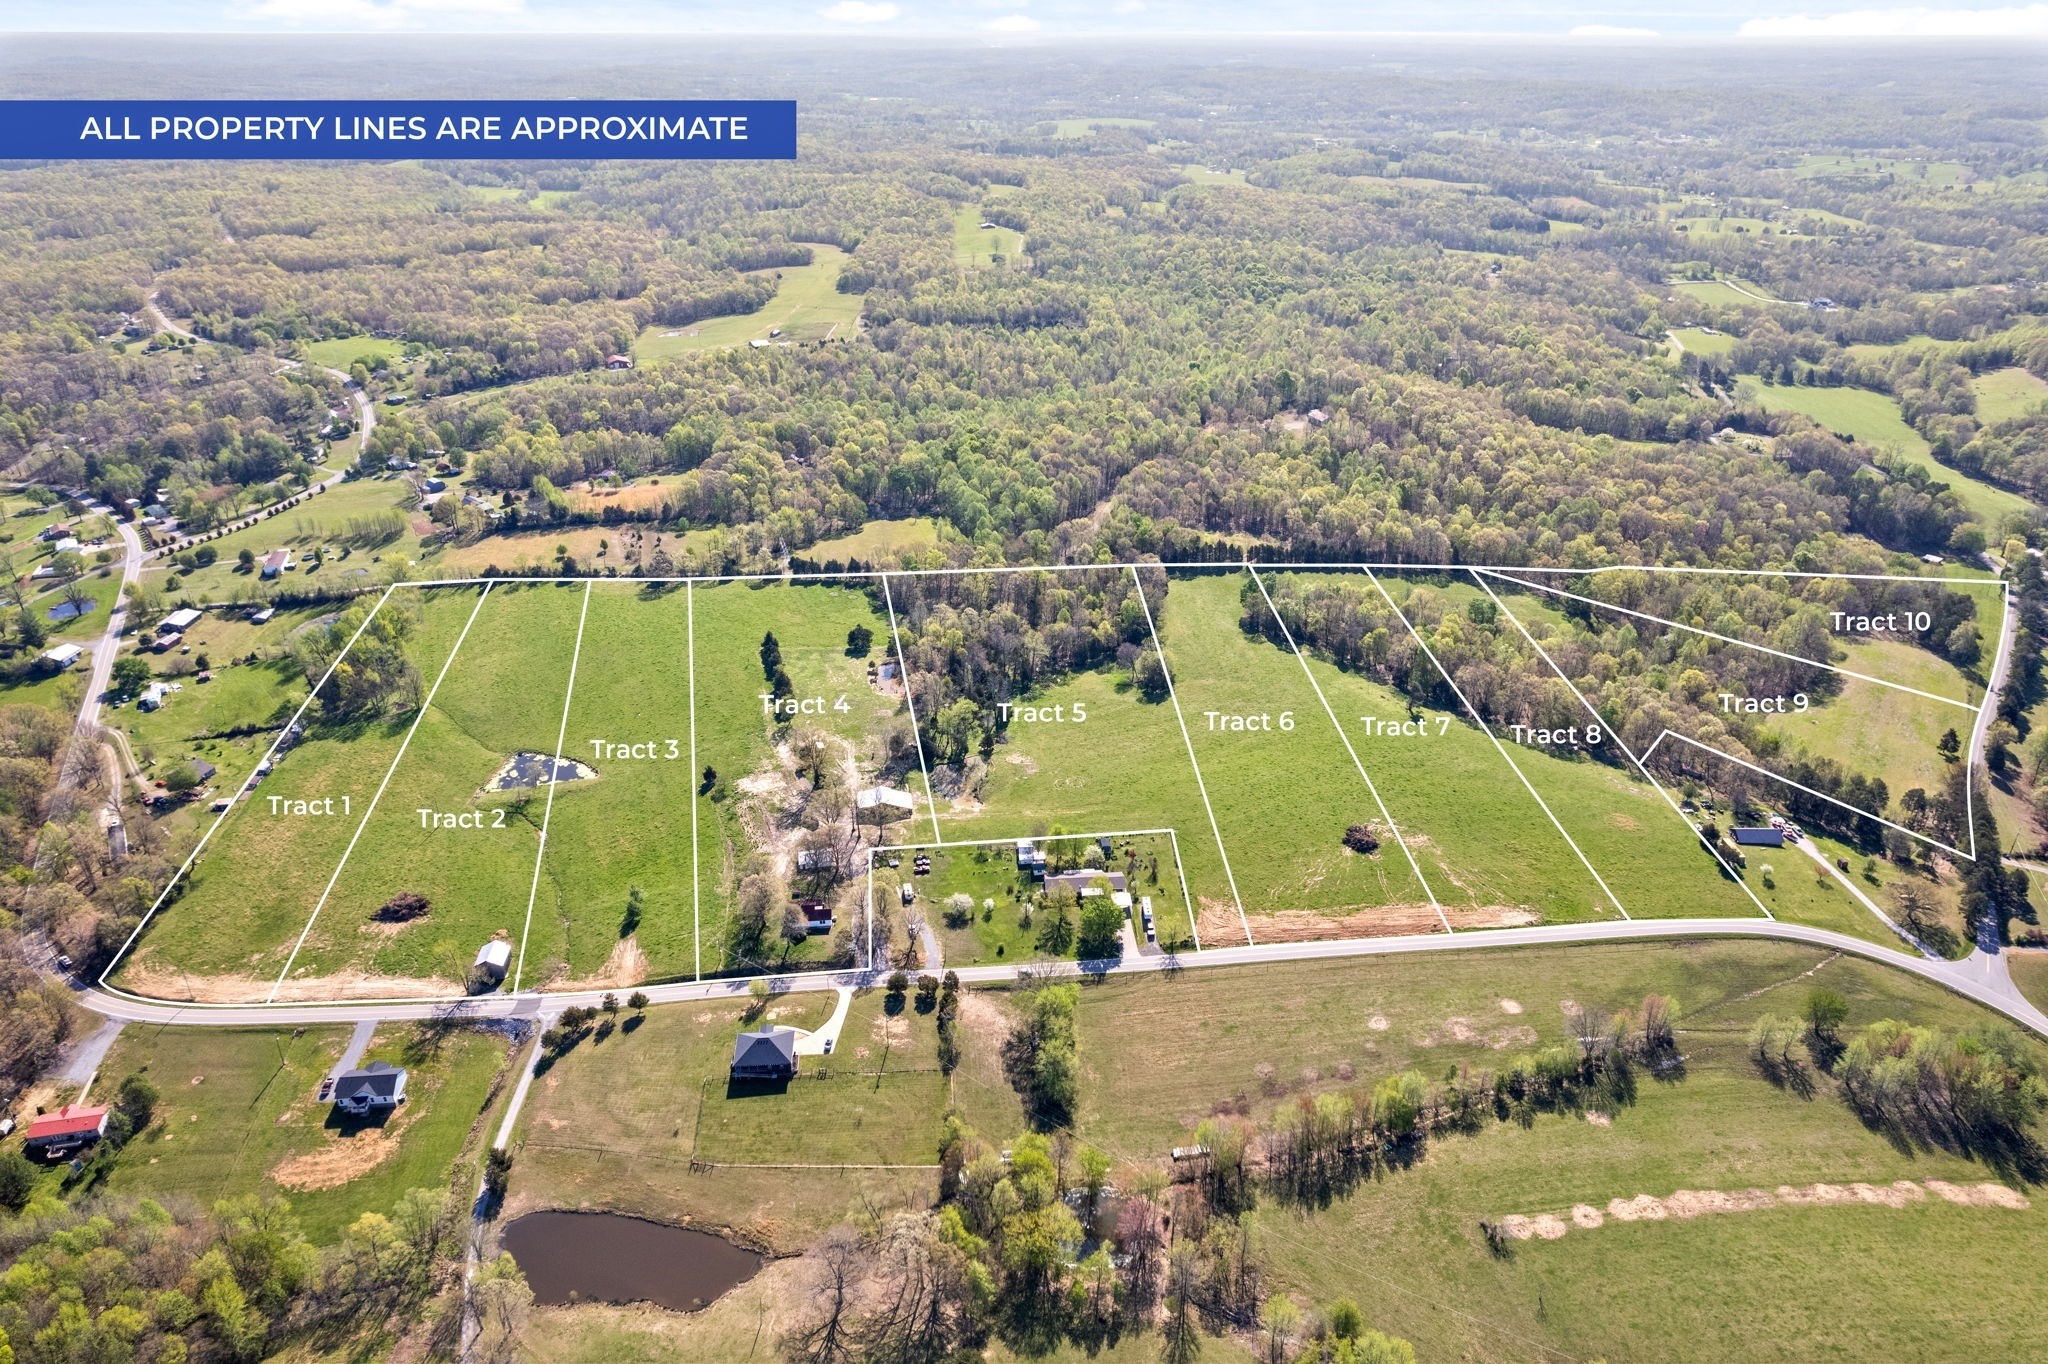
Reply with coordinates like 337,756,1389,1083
1641,729,1974,863
268,585,496,1001
1473,573,1775,921
97,584,402,992
1365,568,1631,923
1245,563,1447,931
1963,584,2013,863
687,580,701,983
304,563,2005,589
879,574,945,846
1130,567,1250,947
1479,569,1980,714
512,581,594,993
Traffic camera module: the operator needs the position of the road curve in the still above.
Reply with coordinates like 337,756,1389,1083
76,915,2048,1038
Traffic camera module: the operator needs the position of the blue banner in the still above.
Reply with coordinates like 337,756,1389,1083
0,100,797,160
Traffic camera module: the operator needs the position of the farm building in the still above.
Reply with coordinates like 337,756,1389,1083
856,785,916,825
474,939,512,982
1732,827,1785,848
260,549,295,579
730,1026,799,1081
160,607,203,633
331,1061,408,1115
23,1104,109,1156
39,643,83,670
605,353,633,370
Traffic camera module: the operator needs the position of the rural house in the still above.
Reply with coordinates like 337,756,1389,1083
730,1026,799,1081
260,549,295,579
23,1104,109,1156
331,1061,408,1115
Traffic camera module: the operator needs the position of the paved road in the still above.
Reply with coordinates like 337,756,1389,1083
73,914,2048,1038
43,514,146,824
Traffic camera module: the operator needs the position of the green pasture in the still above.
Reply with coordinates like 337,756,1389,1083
952,205,1026,267
635,244,863,358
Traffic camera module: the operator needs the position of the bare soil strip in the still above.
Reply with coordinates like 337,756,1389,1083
1496,1179,2029,1241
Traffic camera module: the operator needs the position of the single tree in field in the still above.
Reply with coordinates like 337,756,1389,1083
1804,987,1849,1041
759,630,782,679
1938,727,1961,764
110,656,151,697
845,623,873,657
627,990,649,1014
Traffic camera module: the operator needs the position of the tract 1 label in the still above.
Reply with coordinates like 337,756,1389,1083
268,795,349,815
589,738,683,760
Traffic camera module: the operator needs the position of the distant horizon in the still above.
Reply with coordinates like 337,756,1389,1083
6,0,2048,40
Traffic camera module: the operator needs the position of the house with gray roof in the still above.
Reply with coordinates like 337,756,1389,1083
331,1061,408,1115
730,1026,799,1081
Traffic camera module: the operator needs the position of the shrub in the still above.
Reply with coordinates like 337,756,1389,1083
1343,823,1381,854
374,890,431,922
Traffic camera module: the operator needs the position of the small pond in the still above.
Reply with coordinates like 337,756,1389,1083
500,1211,764,1311
485,751,598,792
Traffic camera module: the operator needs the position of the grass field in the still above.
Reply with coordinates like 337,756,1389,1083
144,477,430,601
1740,378,2035,529
1793,153,1971,184
635,245,863,358
1065,941,2048,1360
1155,573,1439,931
99,1022,509,1241
803,517,945,564
298,335,402,371
2012,950,2048,1013
694,1068,948,1166
512,988,937,1249
1260,572,1630,930
1667,325,1738,358
1051,116,1155,137
119,587,489,997
690,579,898,971
1760,639,1978,802
1175,164,1249,186
530,584,698,983
1974,366,2048,424
914,657,1248,947
305,583,585,988
1671,214,1790,239
952,204,1025,267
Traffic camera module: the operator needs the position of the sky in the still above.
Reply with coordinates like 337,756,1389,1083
3,0,2048,37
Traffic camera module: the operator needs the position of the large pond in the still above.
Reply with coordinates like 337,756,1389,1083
500,1211,765,1311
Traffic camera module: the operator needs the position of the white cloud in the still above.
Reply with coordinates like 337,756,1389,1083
1739,4,2048,37
818,1,901,21
982,12,1040,30
1568,24,1659,36
243,0,522,27
1111,0,1147,11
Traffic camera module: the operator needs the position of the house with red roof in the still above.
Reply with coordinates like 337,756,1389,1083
23,1104,109,1156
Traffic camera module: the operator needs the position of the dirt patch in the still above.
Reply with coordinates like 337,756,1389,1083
122,960,463,1004
1229,904,1447,943
1367,1015,1390,1032
1498,999,1523,1015
1415,1017,1538,1050
1002,752,1040,775
1606,812,1641,832
272,1106,420,1192
1496,1178,2026,1241
555,935,649,991
1583,1111,1612,1127
955,991,1015,1051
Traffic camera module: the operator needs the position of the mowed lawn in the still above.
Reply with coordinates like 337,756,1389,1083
1740,378,2034,528
1156,573,1437,926
953,204,1025,268
635,244,863,358
512,989,937,1250
146,477,427,601
1667,326,1737,358
924,660,1247,948
118,587,488,997
1973,365,2048,423
689,580,898,970
1065,942,2048,1360
1671,278,1788,308
100,1022,510,1242
304,582,586,989
804,517,945,563
536,583,698,982
1761,639,1979,804
298,334,403,371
